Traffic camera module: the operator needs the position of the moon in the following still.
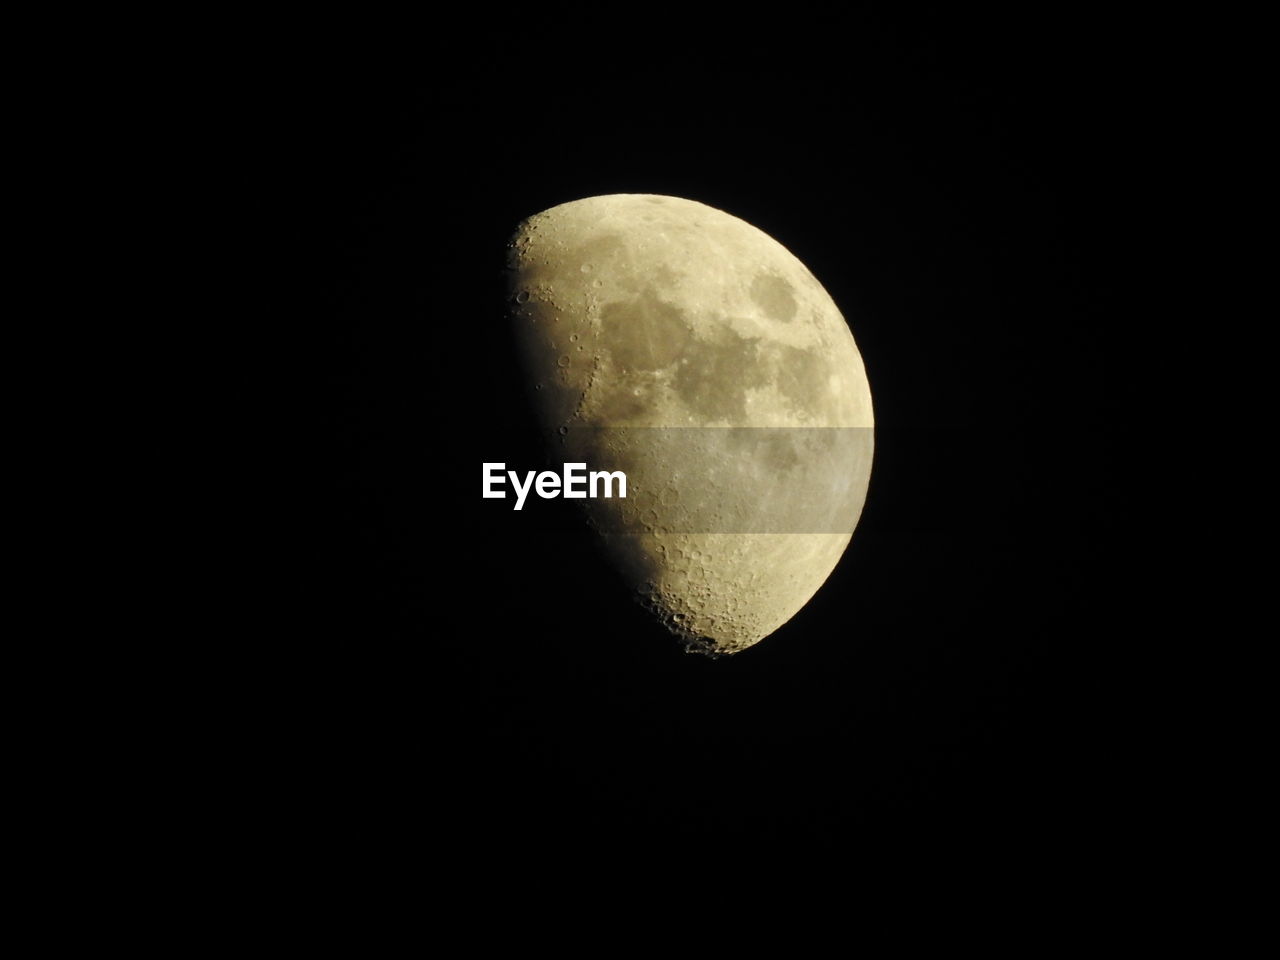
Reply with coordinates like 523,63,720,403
506,194,874,655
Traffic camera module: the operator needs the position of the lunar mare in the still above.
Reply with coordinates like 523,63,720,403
506,194,874,655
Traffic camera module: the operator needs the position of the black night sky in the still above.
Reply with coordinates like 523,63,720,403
263,11,1132,887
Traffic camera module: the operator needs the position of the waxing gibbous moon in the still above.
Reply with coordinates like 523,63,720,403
506,194,874,656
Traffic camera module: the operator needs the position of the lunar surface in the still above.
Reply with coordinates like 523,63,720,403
506,194,874,655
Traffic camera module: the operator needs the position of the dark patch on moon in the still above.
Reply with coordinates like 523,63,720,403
750,272,798,323
725,428,804,473
650,264,680,290
672,325,764,421
772,343,832,418
600,288,693,372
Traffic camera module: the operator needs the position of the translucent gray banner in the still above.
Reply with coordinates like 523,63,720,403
549,426,874,534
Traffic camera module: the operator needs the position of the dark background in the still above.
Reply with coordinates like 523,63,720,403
265,10,1133,880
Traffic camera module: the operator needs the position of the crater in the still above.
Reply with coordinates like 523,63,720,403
552,233,628,284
